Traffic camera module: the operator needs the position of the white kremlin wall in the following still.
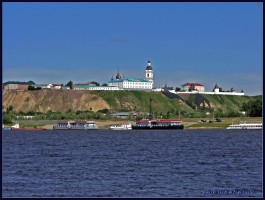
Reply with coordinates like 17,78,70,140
168,90,245,96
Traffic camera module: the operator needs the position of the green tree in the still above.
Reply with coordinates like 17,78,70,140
90,81,100,86
136,115,143,120
227,110,241,117
66,81,73,89
242,99,262,117
102,83,108,86
3,113,13,124
97,108,110,114
6,105,13,113
26,110,36,115
28,85,41,90
188,85,195,91
175,87,181,92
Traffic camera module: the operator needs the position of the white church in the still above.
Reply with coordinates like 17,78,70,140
108,60,154,90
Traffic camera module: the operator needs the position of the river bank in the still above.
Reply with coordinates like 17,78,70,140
6,117,262,130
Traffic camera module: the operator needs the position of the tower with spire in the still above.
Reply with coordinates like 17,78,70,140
145,60,154,86
116,69,121,80
108,60,154,90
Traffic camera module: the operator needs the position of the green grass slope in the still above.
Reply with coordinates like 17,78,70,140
92,90,193,114
201,94,251,112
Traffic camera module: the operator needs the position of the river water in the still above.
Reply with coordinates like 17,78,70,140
2,129,263,197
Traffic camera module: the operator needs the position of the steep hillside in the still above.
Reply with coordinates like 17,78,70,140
2,90,258,115
200,94,252,112
177,93,252,112
2,90,110,113
91,90,192,113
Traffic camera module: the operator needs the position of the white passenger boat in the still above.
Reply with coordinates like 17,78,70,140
227,123,262,130
110,124,132,130
53,121,98,130
132,119,184,130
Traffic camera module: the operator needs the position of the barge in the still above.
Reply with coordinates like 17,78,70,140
53,121,98,130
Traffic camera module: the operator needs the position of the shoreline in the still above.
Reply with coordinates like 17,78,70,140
4,117,262,130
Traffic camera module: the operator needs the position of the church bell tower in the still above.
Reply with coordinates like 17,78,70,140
145,60,153,84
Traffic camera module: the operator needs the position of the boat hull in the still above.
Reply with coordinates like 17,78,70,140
132,125,184,130
12,128,45,130
110,124,132,130
227,127,262,130
53,127,98,130
110,127,132,130
227,123,262,130
53,121,99,130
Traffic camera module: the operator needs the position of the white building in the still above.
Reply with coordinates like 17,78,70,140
174,83,244,96
211,83,244,96
108,60,154,90
73,84,119,91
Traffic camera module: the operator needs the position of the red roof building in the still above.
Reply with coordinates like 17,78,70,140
181,82,204,86
181,82,205,92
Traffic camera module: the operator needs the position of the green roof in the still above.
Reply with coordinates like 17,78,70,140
109,78,148,83
3,81,36,85
74,85,117,88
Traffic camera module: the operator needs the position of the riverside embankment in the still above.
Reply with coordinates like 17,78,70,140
13,117,262,130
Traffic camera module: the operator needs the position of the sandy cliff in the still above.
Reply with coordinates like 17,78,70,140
3,90,110,113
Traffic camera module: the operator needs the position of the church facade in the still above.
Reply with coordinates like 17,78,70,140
108,60,154,90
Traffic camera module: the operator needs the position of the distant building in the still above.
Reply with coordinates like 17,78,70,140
108,60,154,90
212,83,244,95
35,83,63,90
51,83,63,90
41,84,52,89
174,83,244,96
73,83,119,90
16,115,35,119
213,83,220,93
62,85,70,90
111,112,131,118
181,82,205,92
3,81,36,90
162,83,174,91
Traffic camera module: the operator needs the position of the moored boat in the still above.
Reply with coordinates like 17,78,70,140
227,123,262,130
53,121,98,130
131,98,184,130
11,122,45,130
132,119,184,130
2,125,12,130
110,124,132,130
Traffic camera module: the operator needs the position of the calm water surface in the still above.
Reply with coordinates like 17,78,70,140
2,129,263,197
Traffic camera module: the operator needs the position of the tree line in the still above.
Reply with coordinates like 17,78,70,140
241,98,262,117
65,81,107,89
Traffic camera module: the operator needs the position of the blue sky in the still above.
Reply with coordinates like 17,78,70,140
3,2,262,96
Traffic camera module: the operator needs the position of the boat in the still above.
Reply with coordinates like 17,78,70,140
53,121,98,130
227,123,262,130
11,122,45,130
131,98,184,130
132,119,184,130
110,124,132,130
2,125,12,130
